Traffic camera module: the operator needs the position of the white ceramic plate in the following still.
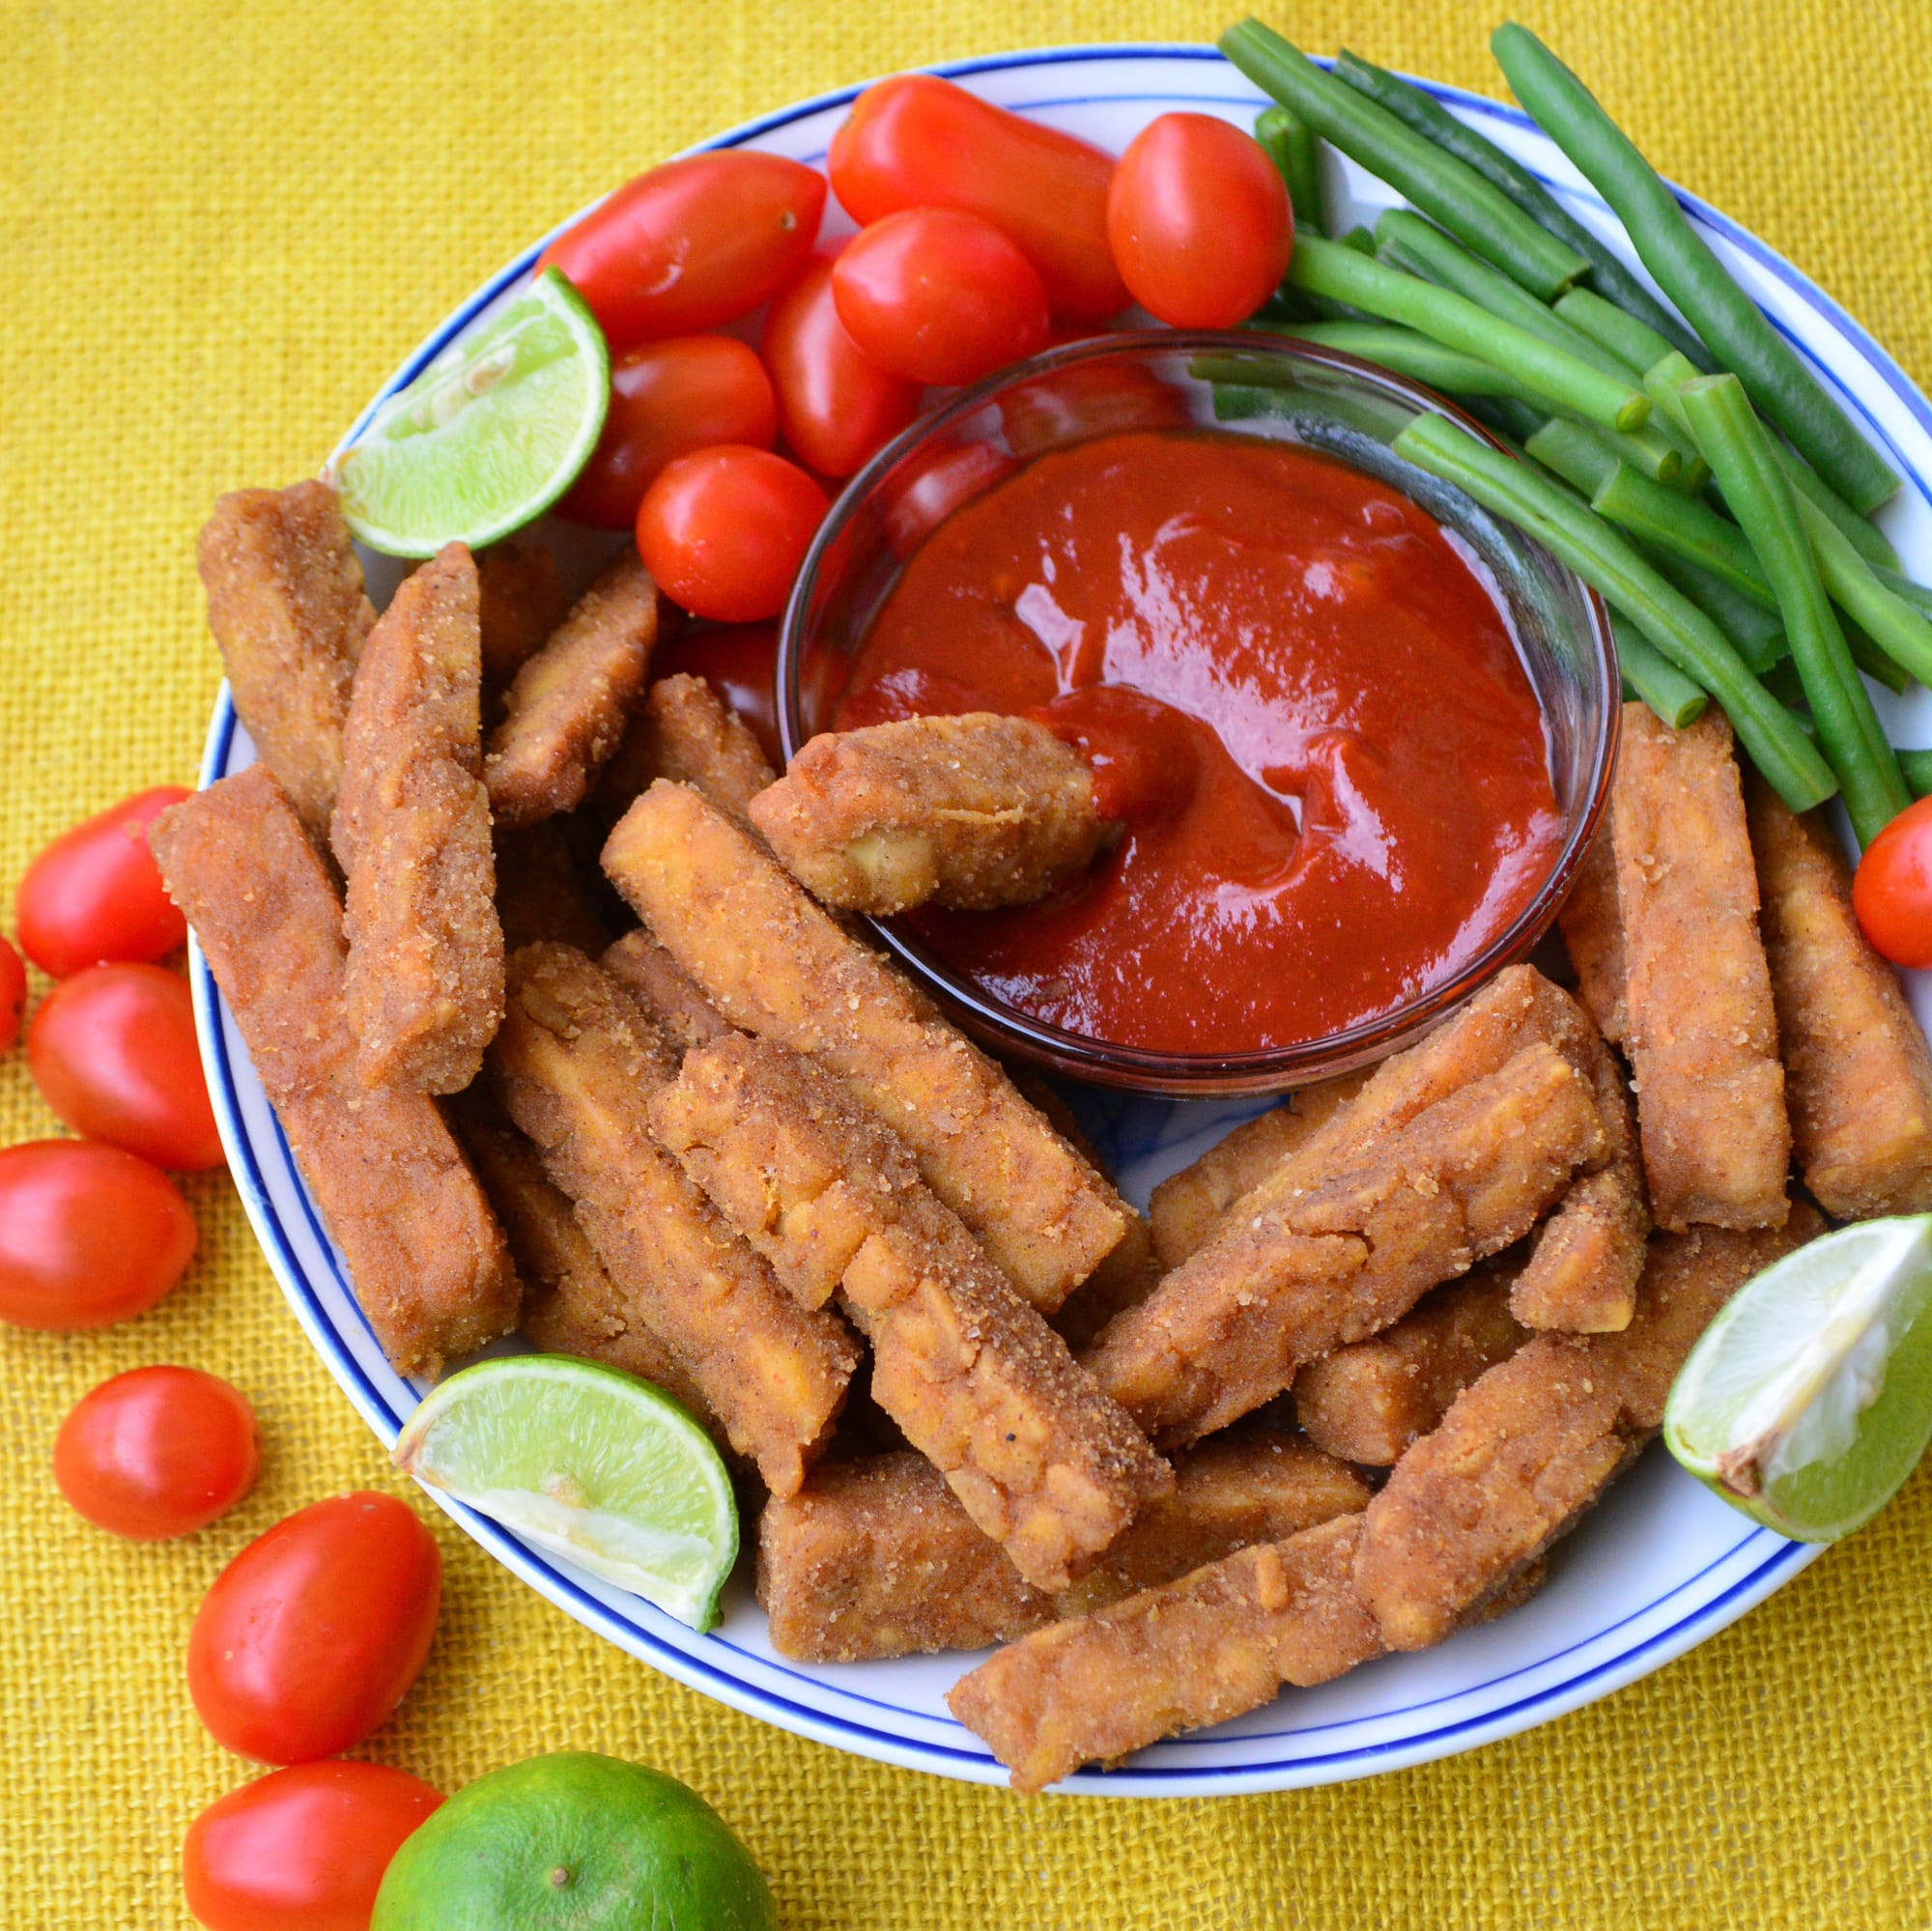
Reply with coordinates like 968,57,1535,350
193,44,1932,1794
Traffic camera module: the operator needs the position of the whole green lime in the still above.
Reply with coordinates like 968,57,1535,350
371,1752,776,1930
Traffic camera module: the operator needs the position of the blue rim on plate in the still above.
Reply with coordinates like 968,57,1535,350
192,44,1932,1794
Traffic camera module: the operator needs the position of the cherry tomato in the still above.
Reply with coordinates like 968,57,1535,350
829,74,1127,323
28,961,222,1171
1854,794,1932,966
1106,113,1293,328
0,1141,196,1330
656,622,783,766
537,151,825,351
54,1366,257,1540
832,209,1050,388
761,251,923,479
184,1761,444,1931
558,335,778,529
16,785,190,978
637,445,828,625
0,935,24,1050
188,1492,441,1765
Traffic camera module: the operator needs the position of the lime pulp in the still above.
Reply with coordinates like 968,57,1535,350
394,1354,737,1629
1663,1214,1932,1542
333,266,610,557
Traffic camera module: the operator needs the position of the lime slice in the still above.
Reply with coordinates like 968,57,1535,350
334,267,610,557
1663,1214,1932,1542
394,1355,737,1630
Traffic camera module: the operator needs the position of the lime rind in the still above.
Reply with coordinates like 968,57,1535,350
395,1354,737,1630
1663,1214,1932,1543
335,267,610,557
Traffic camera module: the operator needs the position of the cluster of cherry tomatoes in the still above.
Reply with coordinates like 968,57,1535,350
540,74,1294,627
2,793,450,1928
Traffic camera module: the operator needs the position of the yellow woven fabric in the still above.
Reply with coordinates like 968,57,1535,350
2,3,1928,1924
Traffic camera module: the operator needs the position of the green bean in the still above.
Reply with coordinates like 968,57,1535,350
1790,492,1932,687
1677,373,1906,841
1246,321,1534,399
1492,23,1899,514
1899,748,1932,800
1553,288,1676,375
1845,620,1914,696
1879,569,1932,620
1287,237,1649,432
1218,21,1588,298
1329,47,1712,367
1392,411,1834,811
1641,352,1897,568
1644,550,1786,675
1613,613,1708,726
1523,419,1616,497
1592,462,1774,606
1255,104,1325,235
1337,227,1377,257
1483,396,1550,446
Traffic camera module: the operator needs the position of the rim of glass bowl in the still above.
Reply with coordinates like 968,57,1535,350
777,329,1620,1096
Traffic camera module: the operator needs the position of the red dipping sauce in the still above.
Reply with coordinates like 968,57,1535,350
833,428,1563,1057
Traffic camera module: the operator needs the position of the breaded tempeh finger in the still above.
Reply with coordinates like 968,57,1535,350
486,549,659,827
1353,1208,1820,1652
1612,703,1790,1231
331,542,502,1093
1747,775,1932,1218
598,673,777,828
948,1515,1382,1794
490,943,856,1496
600,927,733,1056
445,1087,721,1442
652,1033,1170,1591
196,480,376,840
1556,816,1629,1043
476,538,568,693
150,768,519,1377
758,1428,1368,1661
603,780,1131,1311
748,712,1119,915
1293,1259,1530,1465
1083,1042,1605,1446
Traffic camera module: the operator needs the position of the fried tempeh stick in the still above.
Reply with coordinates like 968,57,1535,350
490,943,856,1496
1083,1041,1605,1446
445,1087,720,1441
1292,1259,1529,1465
150,767,519,1377
494,820,611,955
758,1428,1368,1662
329,543,501,1093
1556,817,1629,1044
652,1033,1169,1591
475,539,567,694
603,780,1131,1311
600,927,733,1056
486,549,659,828
748,713,1119,915
948,1515,1383,1793
1747,775,1932,1218
1612,703,1789,1231
598,673,777,828
196,480,376,841
1353,1207,1820,1652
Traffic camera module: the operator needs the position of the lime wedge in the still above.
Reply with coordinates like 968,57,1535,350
394,1355,737,1630
1663,1214,1932,1542
335,267,610,557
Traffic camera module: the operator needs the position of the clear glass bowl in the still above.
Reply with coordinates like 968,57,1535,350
777,331,1619,1097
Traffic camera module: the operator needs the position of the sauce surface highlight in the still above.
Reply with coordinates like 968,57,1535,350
837,428,1563,1055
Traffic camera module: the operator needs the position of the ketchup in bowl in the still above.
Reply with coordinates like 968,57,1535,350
834,426,1564,1056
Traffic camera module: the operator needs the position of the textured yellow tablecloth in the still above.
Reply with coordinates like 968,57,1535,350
3,3,1929,1925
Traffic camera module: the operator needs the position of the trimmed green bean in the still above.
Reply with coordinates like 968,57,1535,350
1219,21,1588,298
1391,411,1834,811
1678,373,1906,842
1592,462,1774,606
1247,321,1532,399
1287,237,1649,432
1255,104,1325,235
1524,419,1616,497
1554,288,1675,374
1329,47,1712,366
1645,550,1786,675
1899,748,1932,799
1492,23,1899,513
1613,613,1708,727
1879,569,1932,620
1483,396,1549,446
1845,621,1913,696
1791,492,1932,687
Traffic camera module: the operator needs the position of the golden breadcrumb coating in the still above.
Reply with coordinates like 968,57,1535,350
599,927,733,1057
1557,816,1629,1043
598,673,778,828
